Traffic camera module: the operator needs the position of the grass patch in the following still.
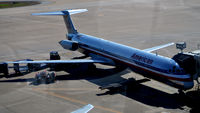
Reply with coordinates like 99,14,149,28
0,1,40,9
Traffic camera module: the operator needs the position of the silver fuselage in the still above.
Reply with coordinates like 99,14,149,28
71,33,194,90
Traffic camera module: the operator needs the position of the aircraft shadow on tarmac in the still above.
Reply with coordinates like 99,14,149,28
0,66,128,84
93,74,200,113
0,71,31,78
55,67,128,81
0,67,200,113
57,67,200,113
58,67,200,113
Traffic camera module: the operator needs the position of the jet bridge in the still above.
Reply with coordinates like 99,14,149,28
0,59,47,76
0,62,8,75
172,43,200,81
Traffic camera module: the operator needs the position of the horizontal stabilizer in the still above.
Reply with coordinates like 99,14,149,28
32,9,87,34
32,9,88,16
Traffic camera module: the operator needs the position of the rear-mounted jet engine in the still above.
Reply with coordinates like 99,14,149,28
59,40,78,51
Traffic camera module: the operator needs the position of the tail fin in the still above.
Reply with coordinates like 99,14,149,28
32,9,88,34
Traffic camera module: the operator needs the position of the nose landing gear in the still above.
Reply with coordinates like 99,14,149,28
195,78,200,92
178,89,185,96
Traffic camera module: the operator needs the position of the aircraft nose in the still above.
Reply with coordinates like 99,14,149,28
59,40,63,45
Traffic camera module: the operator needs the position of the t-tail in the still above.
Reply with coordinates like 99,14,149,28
32,9,88,34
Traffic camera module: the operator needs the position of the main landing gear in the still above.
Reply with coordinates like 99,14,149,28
178,89,185,96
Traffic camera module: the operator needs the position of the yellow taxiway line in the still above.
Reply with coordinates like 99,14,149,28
32,88,122,113
32,87,99,91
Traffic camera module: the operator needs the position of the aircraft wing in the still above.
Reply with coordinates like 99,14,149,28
71,104,94,113
32,9,88,16
143,42,174,53
6,59,106,64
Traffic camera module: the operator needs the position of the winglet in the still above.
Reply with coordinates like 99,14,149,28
32,9,88,34
71,104,94,113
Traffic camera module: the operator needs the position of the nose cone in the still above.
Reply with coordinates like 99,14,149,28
58,40,78,51
59,40,66,47
59,40,63,45
59,40,66,49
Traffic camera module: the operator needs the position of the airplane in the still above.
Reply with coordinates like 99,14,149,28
71,104,94,113
2,9,200,93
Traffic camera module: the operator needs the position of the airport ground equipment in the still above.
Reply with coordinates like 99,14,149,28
0,62,8,75
0,50,96,76
35,71,55,84
50,51,60,60
0,59,32,75
173,42,200,91
176,42,186,53
0,59,47,76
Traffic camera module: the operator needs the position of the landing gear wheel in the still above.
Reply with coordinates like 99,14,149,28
115,65,127,71
178,89,185,96
87,64,96,74
196,79,200,91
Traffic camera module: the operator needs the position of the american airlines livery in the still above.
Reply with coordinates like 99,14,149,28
5,9,200,93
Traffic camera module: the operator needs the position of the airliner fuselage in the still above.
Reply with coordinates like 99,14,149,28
68,33,194,90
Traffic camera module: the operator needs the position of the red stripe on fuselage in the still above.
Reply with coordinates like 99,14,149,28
80,46,192,82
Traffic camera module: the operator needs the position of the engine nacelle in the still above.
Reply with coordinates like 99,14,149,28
59,40,78,51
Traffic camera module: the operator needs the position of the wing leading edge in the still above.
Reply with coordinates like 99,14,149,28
71,104,94,113
143,42,174,53
32,9,88,16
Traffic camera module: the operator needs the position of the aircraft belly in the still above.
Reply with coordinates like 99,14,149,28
131,64,194,88
130,66,193,89
169,80,194,90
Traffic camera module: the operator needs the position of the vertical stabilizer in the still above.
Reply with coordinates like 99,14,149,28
62,11,77,34
32,9,88,34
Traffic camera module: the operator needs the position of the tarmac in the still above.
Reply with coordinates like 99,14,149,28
0,0,200,113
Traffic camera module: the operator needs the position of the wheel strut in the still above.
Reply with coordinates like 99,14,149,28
195,79,200,92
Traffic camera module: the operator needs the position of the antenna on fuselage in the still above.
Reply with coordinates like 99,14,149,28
176,42,186,53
